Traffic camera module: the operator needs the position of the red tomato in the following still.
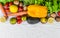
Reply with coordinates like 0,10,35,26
5,2,9,7
16,16,21,19
5,9,10,13
58,11,60,16
17,19,22,24
18,6,23,12
4,2,9,10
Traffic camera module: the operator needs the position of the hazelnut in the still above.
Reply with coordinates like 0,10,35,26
55,16,60,22
19,2,23,6
50,13,56,18
14,1,19,5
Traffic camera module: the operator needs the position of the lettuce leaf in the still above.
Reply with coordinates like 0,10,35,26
0,0,6,4
0,0,14,4
23,0,30,5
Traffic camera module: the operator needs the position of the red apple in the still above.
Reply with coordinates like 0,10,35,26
57,11,60,16
18,6,23,12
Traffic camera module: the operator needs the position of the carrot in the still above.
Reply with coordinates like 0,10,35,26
0,3,7,17
8,11,27,16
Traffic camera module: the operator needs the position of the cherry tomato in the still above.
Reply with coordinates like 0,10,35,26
58,11,60,16
18,6,23,12
16,16,21,19
5,2,9,7
17,19,22,24
5,9,10,13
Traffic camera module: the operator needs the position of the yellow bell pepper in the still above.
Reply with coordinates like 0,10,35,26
27,5,48,18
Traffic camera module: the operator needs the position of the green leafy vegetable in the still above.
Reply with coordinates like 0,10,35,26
24,0,30,5
35,0,38,4
58,0,60,11
48,2,53,14
0,0,6,4
29,0,35,4
52,0,58,12
0,0,14,4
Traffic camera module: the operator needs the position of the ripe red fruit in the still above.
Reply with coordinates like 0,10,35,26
57,11,60,16
4,2,9,10
18,6,23,12
5,9,10,13
5,7,9,10
16,16,21,19
9,2,13,6
17,19,22,24
5,2,9,7
19,2,23,7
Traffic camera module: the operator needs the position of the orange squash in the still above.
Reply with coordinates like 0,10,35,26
27,5,48,18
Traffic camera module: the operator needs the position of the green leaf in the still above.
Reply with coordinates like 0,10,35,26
52,5,58,12
0,0,6,4
19,0,23,1
6,0,13,2
0,0,14,4
48,6,53,13
24,0,30,5
59,3,60,8
35,0,38,4
29,0,35,4
38,0,41,4
45,2,49,7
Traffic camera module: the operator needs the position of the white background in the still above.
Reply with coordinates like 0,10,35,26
0,9,60,38
0,19,60,38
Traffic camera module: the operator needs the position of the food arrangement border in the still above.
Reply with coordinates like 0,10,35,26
0,0,60,25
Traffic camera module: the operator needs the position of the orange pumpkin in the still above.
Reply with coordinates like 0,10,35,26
27,5,48,18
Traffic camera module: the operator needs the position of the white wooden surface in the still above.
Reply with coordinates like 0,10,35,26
0,9,60,38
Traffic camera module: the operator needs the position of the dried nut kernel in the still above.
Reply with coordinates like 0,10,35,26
24,6,27,11
55,16,60,22
19,2,23,6
14,1,19,5
0,16,7,22
48,17,54,23
50,13,56,18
